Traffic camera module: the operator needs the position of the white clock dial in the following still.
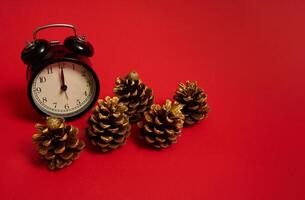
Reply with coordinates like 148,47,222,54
31,61,97,118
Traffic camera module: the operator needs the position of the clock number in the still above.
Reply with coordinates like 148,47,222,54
64,104,69,109
84,91,88,96
81,70,86,77
39,77,46,83
47,67,53,74
42,97,47,103
35,87,42,93
76,99,81,106
72,64,75,70
53,102,57,108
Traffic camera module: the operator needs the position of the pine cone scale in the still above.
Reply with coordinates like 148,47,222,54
76,140,85,150
60,151,74,160
58,133,68,141
145,135,155,143
71,152,80,160
114,136,125,143
42,139,51,147
100,135,113,142
45,153,56,160
54,146,65,154
144,124,153,132
38,147,48,155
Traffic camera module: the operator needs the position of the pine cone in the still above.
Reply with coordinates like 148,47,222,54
87,96,131,152
174,81,209,126
113,71,154,123
32,117,85,170
137,100,184,149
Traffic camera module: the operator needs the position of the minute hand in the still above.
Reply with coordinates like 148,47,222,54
60,66,68,91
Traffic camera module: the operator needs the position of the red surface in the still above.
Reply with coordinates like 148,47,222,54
1,0,305,199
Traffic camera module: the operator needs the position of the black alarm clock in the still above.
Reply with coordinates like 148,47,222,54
21,24,100,120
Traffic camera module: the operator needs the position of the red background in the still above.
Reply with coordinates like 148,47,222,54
1,0,305,199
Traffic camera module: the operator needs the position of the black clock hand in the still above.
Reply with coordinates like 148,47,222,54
60,65,69,100
60,65,67,91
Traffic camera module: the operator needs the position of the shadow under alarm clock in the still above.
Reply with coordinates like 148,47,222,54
21,24,100,120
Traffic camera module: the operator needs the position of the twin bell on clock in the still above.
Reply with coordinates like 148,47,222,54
21,24,100,120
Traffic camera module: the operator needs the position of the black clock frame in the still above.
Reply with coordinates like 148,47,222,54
26,44,100,121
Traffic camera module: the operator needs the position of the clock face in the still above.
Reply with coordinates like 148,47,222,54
30,61,98,119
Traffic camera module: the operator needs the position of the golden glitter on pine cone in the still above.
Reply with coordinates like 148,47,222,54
87,96,131,152
32,117,85,170
174,81,209,126
113,71,154,123
137,100,185,149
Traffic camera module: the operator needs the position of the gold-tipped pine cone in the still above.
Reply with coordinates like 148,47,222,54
174,81,209,126
87,96,131,152
113,71,154,123
32,117,85,170
137,100,185,149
